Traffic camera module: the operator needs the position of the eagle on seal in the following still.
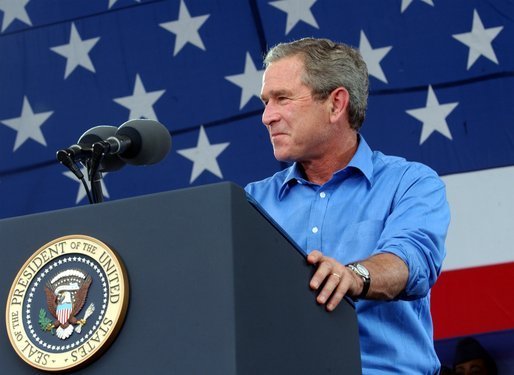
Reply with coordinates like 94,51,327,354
44,269,92,339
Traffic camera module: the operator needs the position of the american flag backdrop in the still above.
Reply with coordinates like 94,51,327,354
1,0,513,370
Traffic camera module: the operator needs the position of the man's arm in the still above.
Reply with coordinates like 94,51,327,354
308,164,450,311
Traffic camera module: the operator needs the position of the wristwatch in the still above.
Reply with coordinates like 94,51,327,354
347,263,371,299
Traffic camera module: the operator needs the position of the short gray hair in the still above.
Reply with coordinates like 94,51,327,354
264,38,369,130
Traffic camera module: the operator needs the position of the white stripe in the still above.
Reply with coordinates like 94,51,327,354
442,165,514,271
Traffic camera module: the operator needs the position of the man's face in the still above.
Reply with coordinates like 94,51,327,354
455,359,489,375
260,55,333,162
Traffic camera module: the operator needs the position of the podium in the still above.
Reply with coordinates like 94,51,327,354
1,182,361,374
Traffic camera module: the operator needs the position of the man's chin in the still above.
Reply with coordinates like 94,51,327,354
273,152,294,163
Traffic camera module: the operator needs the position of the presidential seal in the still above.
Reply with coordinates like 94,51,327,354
5,235,129,372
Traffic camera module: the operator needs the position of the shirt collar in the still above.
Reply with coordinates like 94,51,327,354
277,134,374,199
346,134,374,185
277,163,304,200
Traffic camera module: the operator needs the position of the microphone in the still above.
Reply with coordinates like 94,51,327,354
55,120,170,204
56,125,125,172
94,119,172,165
57,125,115,160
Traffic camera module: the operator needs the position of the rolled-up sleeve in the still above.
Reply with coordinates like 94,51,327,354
374,163,450,300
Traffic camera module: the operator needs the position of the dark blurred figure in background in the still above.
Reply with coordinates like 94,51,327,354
441,365,455,374
453,337,498,375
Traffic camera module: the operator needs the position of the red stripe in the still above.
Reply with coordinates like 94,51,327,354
431,262,514,339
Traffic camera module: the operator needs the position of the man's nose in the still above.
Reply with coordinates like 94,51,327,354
262,103,279,126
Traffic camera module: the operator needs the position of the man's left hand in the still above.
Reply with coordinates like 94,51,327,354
307,250,362,311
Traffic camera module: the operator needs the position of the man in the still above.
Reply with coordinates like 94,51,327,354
453,337,498,375
245,38,450,373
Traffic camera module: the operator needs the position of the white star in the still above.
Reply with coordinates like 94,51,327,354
113,74,165,120
0,96,53,151
269,0,319,35
406,85,459,145
401,0,434,13
108,0,140,9
177,126,230,183
452,9,503,70
63,167,109,204
359,31,392,84
0,0,32,32
225,52,264,110
50,22,100,79
159,0,210,56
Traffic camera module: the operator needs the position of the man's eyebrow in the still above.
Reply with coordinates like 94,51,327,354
261,89,291,100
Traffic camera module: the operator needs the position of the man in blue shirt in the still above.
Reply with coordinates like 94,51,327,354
245,38,450,373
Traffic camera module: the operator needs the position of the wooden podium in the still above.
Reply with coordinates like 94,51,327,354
1,182,361,374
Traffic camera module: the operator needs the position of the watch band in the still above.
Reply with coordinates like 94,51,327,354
347,263,370,299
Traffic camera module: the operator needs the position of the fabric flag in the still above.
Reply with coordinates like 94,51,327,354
1,0,513,367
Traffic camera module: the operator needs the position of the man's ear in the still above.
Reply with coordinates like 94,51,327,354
329,87,350,123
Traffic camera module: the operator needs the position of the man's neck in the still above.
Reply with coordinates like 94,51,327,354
300,132,359,185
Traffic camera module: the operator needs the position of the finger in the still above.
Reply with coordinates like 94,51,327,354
316,272,344,305
309,259,334,290
326,274,352,311
306,250,323,265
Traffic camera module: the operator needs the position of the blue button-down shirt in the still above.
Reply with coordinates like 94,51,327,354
245,136,450,374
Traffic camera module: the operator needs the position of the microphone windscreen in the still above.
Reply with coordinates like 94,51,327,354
116,119,172,165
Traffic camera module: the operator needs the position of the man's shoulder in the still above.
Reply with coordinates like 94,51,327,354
370,151,446,199
372,150,440,180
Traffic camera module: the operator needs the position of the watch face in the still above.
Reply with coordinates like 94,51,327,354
356,263,370,277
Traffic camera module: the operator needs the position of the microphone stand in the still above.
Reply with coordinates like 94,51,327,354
88,143,108,204
90,169,104,203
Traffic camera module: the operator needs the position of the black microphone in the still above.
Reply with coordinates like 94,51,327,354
56,125,126,172
93,119,172,165
57,125,116,162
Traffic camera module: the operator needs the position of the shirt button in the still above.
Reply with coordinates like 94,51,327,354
319,192,326,198
312,226,319,234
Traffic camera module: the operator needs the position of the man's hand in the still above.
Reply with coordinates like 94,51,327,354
307,250,362,311
307,251,410,309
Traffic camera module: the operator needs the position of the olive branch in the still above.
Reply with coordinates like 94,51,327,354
38,308,55,334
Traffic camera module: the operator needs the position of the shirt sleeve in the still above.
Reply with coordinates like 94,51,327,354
373,163,450,300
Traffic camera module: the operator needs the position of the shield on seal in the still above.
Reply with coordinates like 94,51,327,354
56,301,73,325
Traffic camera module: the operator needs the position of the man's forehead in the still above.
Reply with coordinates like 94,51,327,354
265,55,304,74
261,60,307,94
